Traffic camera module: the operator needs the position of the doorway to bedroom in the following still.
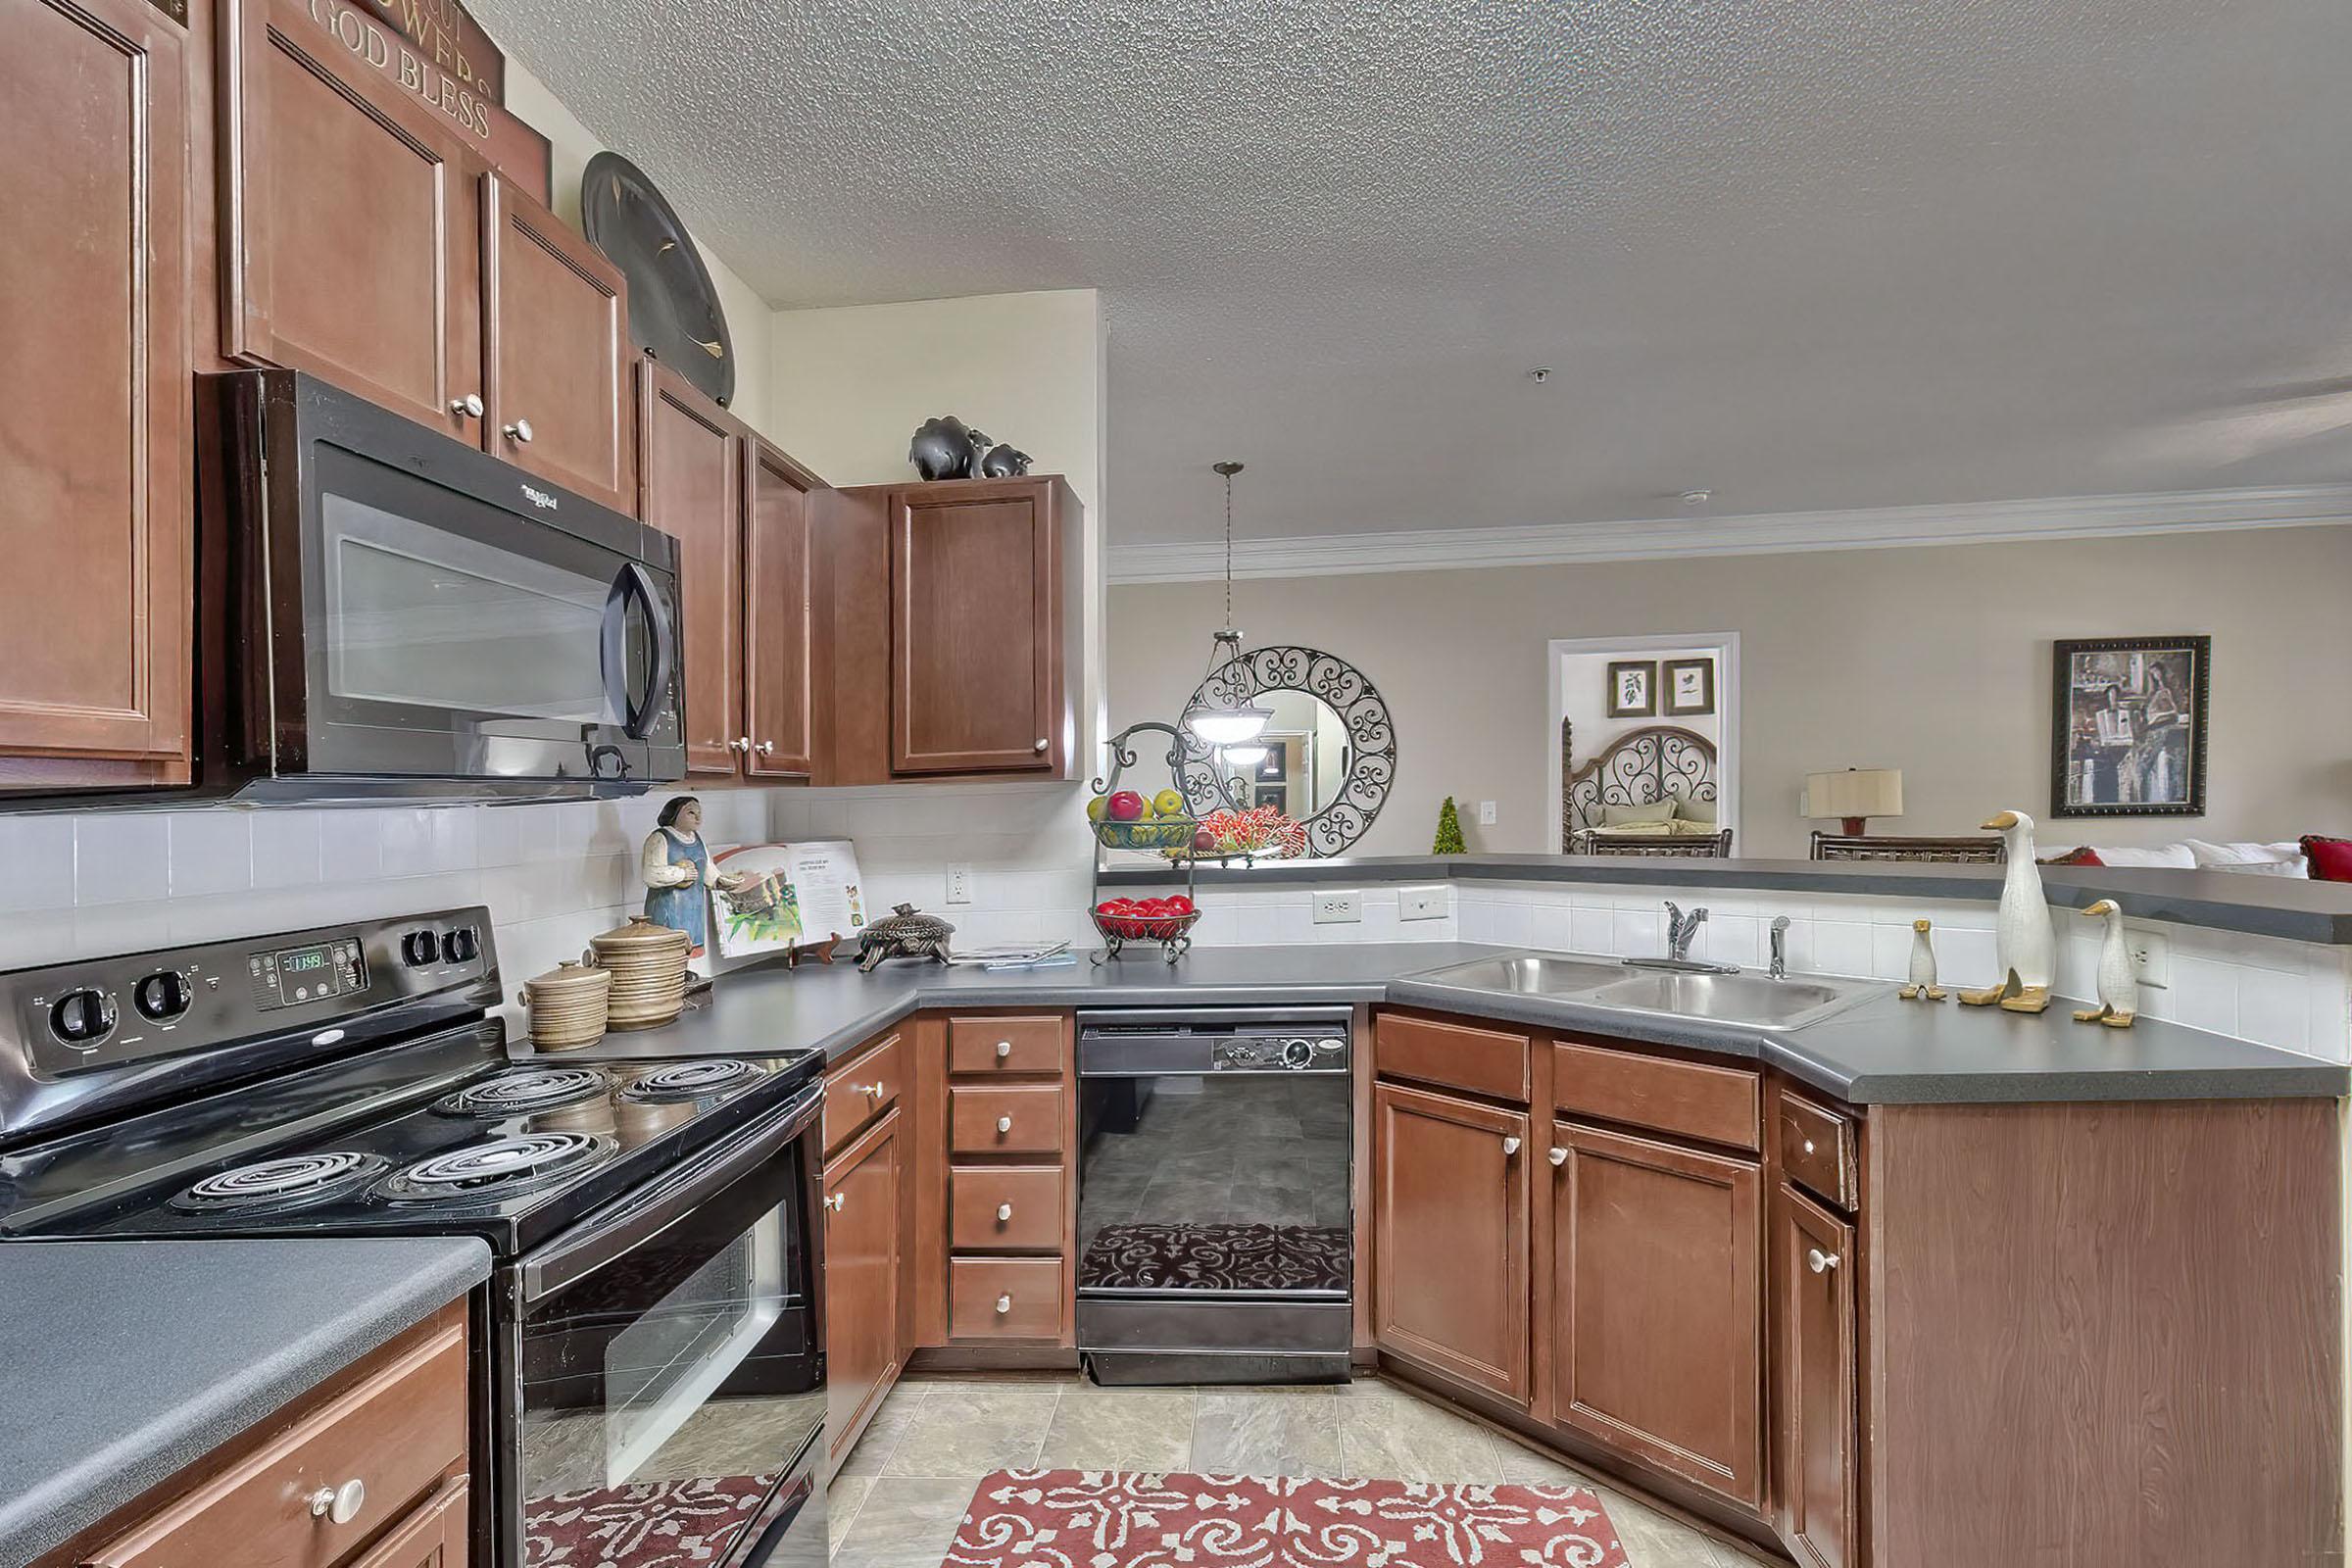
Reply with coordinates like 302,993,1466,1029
1547,633,1742,854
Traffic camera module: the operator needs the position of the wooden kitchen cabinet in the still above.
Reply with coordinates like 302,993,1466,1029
49,1303,469,1568
1371,1081,1531,1404
1548,1118,1764,1510
0,0,192,783
220,0,482,442
636,362,822,782
825,1105,905,1467
481,172,633,513
1772,1182,1858,1568
818,478,1082,784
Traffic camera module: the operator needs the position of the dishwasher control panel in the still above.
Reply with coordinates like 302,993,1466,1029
1077,1008,1352,1075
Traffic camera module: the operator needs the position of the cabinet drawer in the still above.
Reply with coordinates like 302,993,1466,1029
951,1165,1065,1251
825,1030,906,1153
949,1256,1065,1340
950,1084,1065,1155
949,1015,1063,1075
88,1313,466,1568
1554,1041,1760,1152
1376,1012,1532,1102
1777,1089,1858,1211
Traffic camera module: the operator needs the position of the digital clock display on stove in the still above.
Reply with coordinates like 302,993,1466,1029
249,937,367,1011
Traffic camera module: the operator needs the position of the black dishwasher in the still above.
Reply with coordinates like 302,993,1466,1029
1074,1008,1352,1384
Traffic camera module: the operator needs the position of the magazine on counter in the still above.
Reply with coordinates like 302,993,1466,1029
707,839,868,960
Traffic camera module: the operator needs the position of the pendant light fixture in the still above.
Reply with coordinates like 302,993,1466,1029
1185,461,1274,750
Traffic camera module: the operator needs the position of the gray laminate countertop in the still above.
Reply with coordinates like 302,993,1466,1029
536,942,2348,1104
0,1237,489,1568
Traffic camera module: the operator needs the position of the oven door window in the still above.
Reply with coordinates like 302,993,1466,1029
1077,1071,1351,1296
515,1146,819,1562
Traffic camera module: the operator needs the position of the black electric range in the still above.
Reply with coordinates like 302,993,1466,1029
0,906,827,1568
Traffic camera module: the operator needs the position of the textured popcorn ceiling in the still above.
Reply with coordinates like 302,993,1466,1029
471,0,2352,545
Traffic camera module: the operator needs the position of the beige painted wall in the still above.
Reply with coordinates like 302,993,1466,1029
501,63,776,442
1108,524,2352,858
767,289,1109,756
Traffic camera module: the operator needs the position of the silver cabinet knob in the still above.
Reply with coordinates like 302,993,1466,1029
503,417,534,444
309,1478,366,1525
1803,1139,1816,1154
1547,1147,1568,1167
995,1040,1012,1059
1806,1248,1840,1274
728,736,753,754
997,1115,1013,1134
1501,1135,1522,1156
1033,738,1050,753
857,1082,884,1099
997,1202,1013,1221
450,393,484,418
995,1294,1012,1314
756,740,776,756
823,1193,845,1212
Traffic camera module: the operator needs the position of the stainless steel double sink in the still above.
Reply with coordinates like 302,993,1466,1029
1409,951,1889,1034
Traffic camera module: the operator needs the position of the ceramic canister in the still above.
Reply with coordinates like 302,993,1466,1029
585,915,692,1030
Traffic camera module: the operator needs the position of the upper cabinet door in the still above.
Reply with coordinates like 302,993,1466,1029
889,480,1065,774
743,437,818,779
0,0,191,771
481,172,634,514
1548,1119,1764,1510
635,360,742,776
219,0,480,439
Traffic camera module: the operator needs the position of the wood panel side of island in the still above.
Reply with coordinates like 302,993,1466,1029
1865,1098,2343,1567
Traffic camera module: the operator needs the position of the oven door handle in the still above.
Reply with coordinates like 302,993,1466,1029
521,1082,822,1302
612,561,677,741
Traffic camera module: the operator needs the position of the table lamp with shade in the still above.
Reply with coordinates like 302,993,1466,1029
1805,768,1904,836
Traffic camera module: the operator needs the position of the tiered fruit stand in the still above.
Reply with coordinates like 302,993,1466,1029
1088,721,1201,961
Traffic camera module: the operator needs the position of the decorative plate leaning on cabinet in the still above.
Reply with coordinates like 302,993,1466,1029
582,150,735,405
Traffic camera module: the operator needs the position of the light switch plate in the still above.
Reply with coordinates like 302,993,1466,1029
1478,801,1498,826
946,864,973,906
1313,892,1362,924
2126,924,2172,989
1400,886,1447,921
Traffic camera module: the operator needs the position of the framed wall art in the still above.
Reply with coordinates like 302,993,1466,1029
2050,635,2209,817
1663,657,1716,717
1607,661,1657,718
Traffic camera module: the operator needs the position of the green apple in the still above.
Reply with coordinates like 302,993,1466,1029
1152,788,1187,819
1085,794,1109,823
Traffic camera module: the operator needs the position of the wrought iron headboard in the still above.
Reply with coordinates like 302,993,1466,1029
1562,721,1720,842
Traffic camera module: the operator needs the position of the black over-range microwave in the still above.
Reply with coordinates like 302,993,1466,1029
196,370,685,803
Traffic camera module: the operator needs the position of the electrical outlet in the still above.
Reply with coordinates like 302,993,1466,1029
1313,892,1362,924
1400,886,1447,921
2127,924,2172,989
946,864,974,906
1478,800,1498,826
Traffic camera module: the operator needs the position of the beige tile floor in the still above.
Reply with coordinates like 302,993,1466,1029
826,1373,1778,1568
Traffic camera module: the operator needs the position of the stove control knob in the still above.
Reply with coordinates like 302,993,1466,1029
442,926,479,964
402,930,441,967
1282,1038,1313,1068
133,970,193,1021
49,988,117,1046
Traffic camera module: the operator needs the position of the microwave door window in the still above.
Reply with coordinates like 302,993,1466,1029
323,493,620,726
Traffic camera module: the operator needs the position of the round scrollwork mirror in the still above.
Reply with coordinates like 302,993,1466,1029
1178,647,1397,857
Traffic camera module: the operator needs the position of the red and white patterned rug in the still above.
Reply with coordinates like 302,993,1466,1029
524,1473,774,1565
946,1469,1630,1568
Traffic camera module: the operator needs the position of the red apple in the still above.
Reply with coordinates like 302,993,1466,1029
1167,896,1195,915
1107,791,1146,821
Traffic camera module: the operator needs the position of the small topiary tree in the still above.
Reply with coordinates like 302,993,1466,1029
1433,796,1466,855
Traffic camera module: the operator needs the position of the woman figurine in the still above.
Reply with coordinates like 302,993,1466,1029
641,796,747,956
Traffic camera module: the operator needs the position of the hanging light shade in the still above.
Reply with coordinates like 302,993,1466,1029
1218,741,1271,769
1183,462,1273,748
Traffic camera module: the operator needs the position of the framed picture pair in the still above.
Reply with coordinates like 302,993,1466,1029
1608,658,1714,719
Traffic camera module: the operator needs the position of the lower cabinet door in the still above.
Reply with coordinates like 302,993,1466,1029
1371,1081,1531,1404
1773,1182,1859,1568
1548,1119,1764,1509
825,1107,904,1463
350,1479,468,1568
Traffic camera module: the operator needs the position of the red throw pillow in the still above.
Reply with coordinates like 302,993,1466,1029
2043,845,2104,866
2301,836,2352,882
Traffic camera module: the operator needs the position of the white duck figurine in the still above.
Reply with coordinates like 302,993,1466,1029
1899,919,1946,1001
1957,808,2055,1013
2073,899,2137,1028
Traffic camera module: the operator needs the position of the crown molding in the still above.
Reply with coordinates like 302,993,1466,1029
1106,482,2352,584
